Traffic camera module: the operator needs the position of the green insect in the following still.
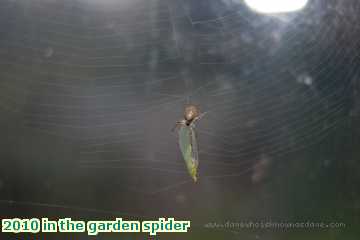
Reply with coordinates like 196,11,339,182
173,105,206,182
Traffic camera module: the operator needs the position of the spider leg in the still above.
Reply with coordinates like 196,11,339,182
190,112,207,127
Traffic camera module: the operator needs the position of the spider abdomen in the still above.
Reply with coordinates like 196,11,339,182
184,105,199,122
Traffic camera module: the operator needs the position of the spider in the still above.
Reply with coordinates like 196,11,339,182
173,105,206,130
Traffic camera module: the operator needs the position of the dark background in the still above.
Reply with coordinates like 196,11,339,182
0,0,359,239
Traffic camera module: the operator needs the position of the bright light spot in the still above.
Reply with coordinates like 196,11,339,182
244,0,308,14
297,74,313,86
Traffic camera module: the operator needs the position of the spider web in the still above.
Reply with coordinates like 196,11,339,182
0,0,359,235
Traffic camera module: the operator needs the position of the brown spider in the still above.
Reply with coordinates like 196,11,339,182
173,105,206,130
